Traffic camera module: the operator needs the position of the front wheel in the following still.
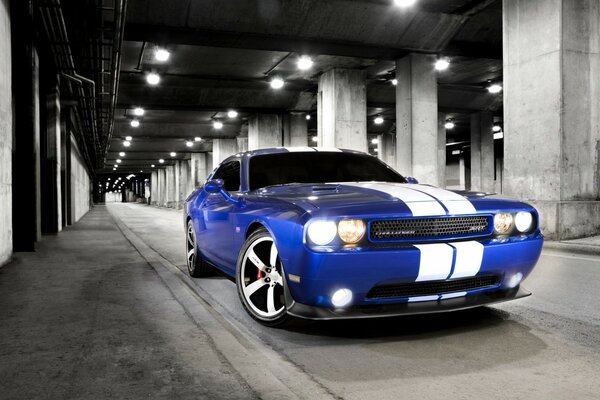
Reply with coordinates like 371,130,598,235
186,219,212,277
236,228,291,326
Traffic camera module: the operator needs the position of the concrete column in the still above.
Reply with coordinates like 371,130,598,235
248,114,282,150
289,113,308,147
317,69,367,151
191,153,208,187
206,153,214,176
437,113,447,188
178,159,192,208
470,112,494,192
395,54,438,184
459,155,466,190
236,136,248,152
377,133,395,168
165,165,176,208
150,171,158,205
212,139,237,169
0,0,12,264
157,169,166,207
41,79,62,233
504,0,600,239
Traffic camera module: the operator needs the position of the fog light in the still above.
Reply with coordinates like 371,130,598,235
331,288,353,308
507,272,523,288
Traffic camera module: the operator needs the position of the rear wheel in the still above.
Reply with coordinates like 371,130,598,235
236,228,291,326
186,219,212,277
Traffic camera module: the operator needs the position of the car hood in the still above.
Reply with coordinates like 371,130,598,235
253,182,533,216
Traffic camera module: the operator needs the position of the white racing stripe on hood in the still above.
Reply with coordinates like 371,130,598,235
404,184,476,215
284,147,317,152
414,243,454,281
343,182,446,216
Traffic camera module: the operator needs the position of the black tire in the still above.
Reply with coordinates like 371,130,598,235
236,228,292,327
186,219,212,277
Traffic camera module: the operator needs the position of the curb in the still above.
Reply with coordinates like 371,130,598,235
543,241,600,256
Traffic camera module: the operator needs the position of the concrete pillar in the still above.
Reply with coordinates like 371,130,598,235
459,155,466,190
41,79,62,233
191,153,208,187
157,169,166,207
178,159,192,208
150,171,158,205
289,113,308,147
317,69,367,151
248,114,282,150
470,112,494,192
437,113,447,188
236,136,248,152
212,138,237,169
0,0,11,265
377,133,395,168
165,165,176,208
395,54,438,184
504,0,600,239
206,153,214,176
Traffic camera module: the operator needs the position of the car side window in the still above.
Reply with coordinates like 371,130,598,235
212,161,241,192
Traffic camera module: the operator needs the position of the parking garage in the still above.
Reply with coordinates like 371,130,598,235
1,0,600,399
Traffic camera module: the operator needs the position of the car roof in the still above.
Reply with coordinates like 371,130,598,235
228,147,363,161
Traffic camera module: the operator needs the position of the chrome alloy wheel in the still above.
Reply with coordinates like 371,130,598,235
240,236,285,319
186,222,196,274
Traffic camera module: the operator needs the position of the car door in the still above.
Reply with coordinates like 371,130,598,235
197,160,241,273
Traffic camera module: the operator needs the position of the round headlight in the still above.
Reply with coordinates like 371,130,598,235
515,211,533,233
307,220,337,246
338,219,366,244
494,213,514,234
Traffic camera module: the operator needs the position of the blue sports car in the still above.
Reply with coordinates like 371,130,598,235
184,147,543,326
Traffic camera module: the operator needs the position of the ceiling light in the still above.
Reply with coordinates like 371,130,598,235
159,159,164,163
391,79,398,85
374,116,384,124
186,141,193,147
170,152,176,157
114,164,118,168
113,168,116,171
306,114,311,120
394,0,417,7
227,110,238,118
434,58,450,71
371,138,379,145
140,170,143,173
213,120,223,129
194,137,202,142
133,107,144,116
116,159,122,163
311,136,318,143
154,48,170,62
151,164,155,168
146,72,160,85
119,152,125,157
125,136,132,141
444,121,455,130
270,77,284,89
494,131,504,140
130,120,140,128
488,83,502,94
297,55,314,70
493,125,501,132
123,141,131,147
452,150,461,155
374,148,379,152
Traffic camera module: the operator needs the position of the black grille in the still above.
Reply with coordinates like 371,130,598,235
367,275,501,299
369,216,489,241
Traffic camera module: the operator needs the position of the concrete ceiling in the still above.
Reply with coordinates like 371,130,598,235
104,0,504,173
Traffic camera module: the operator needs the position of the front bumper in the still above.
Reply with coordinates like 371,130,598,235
286,286,531,320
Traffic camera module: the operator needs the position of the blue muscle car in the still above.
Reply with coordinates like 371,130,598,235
184,147,543,326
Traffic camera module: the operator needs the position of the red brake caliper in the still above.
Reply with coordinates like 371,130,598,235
256,268,263,280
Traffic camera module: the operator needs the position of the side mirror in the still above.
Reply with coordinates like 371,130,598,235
406,176,419,184
204,179,224,193
203,179,244,206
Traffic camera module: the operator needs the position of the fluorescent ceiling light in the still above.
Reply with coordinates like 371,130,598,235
270,77,284,89
435,59,450,71
154,48,170,62
146,72,160,85
297,55,314,70
374,116,384,124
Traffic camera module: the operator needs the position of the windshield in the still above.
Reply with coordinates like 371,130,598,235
249,152,406,190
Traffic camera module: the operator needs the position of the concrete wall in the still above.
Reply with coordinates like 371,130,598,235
0,0,12,266
69,134,90,223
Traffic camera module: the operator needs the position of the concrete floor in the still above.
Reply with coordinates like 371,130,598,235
2,203,600,399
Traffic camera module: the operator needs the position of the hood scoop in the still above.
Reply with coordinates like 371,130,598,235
311,185,340,193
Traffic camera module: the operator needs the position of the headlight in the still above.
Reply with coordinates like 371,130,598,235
338,219,366,244
494,213,514,234
307,220,337,245
515,211,534,233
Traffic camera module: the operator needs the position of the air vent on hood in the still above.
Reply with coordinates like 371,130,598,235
312,185,339,192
